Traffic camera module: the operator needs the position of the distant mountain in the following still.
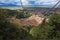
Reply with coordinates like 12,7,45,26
0,4,18,6
0,2,21,7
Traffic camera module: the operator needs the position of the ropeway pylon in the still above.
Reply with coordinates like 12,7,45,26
44,1,60,16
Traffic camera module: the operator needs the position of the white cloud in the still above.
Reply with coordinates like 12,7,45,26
35,0,58,5
21,0,29,5
0,0,59,6
21,0,59,5
0,0,21,5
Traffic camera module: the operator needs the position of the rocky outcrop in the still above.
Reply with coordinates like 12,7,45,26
21,15,44,26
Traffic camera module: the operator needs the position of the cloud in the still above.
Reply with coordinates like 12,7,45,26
34,0,58,5
0,0,60,6
0,0,21,6
21,0,29,5
21,0,59,6
0,0,20,3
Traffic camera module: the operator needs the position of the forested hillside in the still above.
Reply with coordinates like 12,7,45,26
0,8,60,40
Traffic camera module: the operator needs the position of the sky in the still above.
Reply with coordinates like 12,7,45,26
0,0,60,6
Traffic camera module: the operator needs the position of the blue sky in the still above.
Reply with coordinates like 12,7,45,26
0,0,60,6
